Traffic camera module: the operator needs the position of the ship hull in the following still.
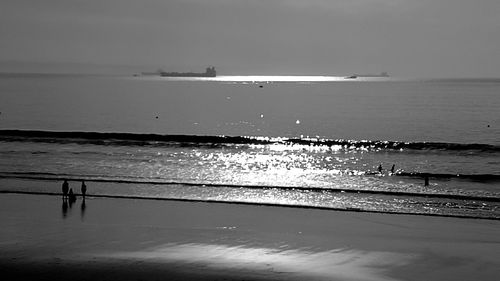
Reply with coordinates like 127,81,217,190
160,72,216,77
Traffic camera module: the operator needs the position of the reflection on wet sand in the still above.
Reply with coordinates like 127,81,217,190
103,243,413,281
81,198,86,220
61,195,87,220
61,199,68,218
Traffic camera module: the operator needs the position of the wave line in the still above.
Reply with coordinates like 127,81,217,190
1,190,498,220
1,130,499,152
0,172,498,203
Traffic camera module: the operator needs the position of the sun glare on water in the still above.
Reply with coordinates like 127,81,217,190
211,75,346,82
147,75,392,82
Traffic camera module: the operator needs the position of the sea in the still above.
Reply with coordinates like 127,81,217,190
0,73,499,219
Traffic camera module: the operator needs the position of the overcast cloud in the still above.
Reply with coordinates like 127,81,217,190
1,0,499,77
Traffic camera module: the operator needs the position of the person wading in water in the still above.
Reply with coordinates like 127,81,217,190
81,180,87,199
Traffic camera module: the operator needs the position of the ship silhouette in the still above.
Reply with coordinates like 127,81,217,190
160,67,216,77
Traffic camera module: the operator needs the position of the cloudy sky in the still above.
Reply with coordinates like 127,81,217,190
1,0,499,77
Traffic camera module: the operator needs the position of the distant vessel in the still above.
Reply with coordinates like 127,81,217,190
160,67,216,77
141,69,164,76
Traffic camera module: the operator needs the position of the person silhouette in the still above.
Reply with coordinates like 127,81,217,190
377,164,383,173
81,180,87,199
68,188,76,204
390,164,395,174
62,180,69,199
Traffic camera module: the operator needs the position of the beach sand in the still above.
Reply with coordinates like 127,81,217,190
0,193,499,281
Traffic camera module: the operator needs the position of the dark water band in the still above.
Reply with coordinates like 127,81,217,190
1,130,499,152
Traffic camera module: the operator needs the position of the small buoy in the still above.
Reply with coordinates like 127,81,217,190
259,85,263,88
260,114,264,118
296,120,300,124
155,116,159,119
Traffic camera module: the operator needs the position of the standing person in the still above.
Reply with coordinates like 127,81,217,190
62,180,69,199
81,180,87,199
68,188,76,204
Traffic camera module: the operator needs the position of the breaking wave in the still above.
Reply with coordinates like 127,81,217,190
1,130,499,152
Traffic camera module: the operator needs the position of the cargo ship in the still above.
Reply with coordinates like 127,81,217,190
160,67,216,77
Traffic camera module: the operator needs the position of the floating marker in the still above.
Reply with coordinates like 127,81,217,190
296,120,300,124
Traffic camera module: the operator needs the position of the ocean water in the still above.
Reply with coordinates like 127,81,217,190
0,74,499,219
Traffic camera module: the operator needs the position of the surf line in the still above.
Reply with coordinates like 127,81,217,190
1,190,499,221
1,174,499,203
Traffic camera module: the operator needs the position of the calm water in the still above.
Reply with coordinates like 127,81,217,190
0,74,499,219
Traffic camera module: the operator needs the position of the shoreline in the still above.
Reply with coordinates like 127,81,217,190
1,190,499,221
1,174,499,203
1,193,499,281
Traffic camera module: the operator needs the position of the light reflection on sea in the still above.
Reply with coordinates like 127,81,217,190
1,140,499,199
153,75,397,83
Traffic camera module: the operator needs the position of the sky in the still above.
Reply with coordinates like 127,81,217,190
1,0,500,77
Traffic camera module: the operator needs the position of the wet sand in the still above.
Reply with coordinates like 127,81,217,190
0,193,499,281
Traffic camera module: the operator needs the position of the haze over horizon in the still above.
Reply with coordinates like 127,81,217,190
1,0,500,78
